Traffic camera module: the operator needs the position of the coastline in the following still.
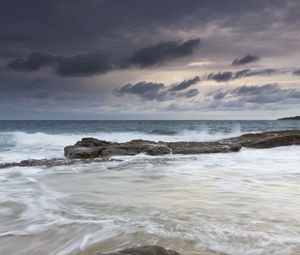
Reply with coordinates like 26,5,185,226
1,121,300,255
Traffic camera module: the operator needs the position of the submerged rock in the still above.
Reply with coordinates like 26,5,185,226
94,245,180,255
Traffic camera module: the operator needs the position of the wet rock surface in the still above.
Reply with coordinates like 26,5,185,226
0,157,114,169
64,130,300,159
64,138,241,159
94,245,180,255
1,130,299,168
223,130,300,148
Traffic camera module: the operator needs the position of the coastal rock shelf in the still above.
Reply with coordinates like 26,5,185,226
278,116,300,120
223,130,300,149
1,130,299,169
65,130,300,159
0,158,114,169
64,138,241,159
94,245,180,255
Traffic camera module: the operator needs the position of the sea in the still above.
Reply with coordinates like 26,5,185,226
0,120,299,255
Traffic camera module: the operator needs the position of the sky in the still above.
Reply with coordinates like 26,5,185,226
1,0,300,120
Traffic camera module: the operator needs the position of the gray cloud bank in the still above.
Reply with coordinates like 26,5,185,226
207,68,282,82
1,0,300,118
7,51,63,71
206,84,300,109
7,38,201,77
232,54,260,65
125,39,201,68
165,84,300,113
115,76,200,101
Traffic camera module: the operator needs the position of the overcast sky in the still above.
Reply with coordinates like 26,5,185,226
1,0,300,120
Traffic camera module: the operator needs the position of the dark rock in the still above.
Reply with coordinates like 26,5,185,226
167,142,241,154
223,130,300,148
94,245,180,255
64,146,102,159
76,138,113,147
64,137,241,159
101,146,138,157
2,130,299,168
144,145,171,155
65,130,300,159
278,116,300,120
0,157,115,169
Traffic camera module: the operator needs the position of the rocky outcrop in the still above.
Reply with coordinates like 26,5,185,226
166,141,241,154
278,116,300,120
0,157,113,169
94,245,180,255
64,138,172,159
223,130,300,149
2,130,299,168
64,138,241,159
64,130,300,159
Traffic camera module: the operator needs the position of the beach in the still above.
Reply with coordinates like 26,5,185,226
0,120,300,255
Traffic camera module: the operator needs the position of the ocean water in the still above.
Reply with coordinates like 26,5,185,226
0,120,300,255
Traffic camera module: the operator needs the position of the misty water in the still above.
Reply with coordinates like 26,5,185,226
0,120,300,255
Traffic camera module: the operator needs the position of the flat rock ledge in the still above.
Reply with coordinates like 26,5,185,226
64,138,241,159
223,130,300,149
0,158,115,169
94,245,180,255
1,130,299,168
64,130,300,159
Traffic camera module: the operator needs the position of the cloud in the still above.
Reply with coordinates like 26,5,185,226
1,0,300,119
7,51,62,71
207,72,233,82
115,76,200,101
232,54,260,65
206,84,300,109
125,38,201,67
207,68,281,82
169,76,200,91
180,88,199,98
243,68,278,77
292,69,300,76
115,82,164,100
55,51,113,77
7,39,201,77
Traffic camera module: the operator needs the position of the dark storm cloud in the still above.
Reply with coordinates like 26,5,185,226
1,0,289,56
169,76,200,91
232,54,260,65
206,84,300,109
7,51,62,71
115,82,165,100
125,39,201,67
207,68,281,82
55,52,113,77
207,72,233,82
180,88,199,98
7,39,200,77
244,68,279,77
6,50,115,77
115,77,200,101
292,69,300,76
1,0,300,118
